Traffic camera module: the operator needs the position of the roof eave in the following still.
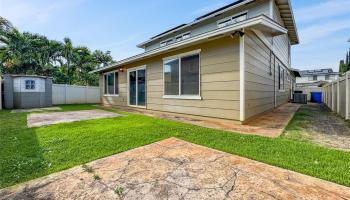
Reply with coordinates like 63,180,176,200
276,0,299,45
91,15,286,74
136,0,256,48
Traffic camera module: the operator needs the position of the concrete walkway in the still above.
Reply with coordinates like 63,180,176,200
115,103,300,137
27,109,121,127
1,138,349,200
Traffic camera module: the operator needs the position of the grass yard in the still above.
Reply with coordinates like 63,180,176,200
1,104,350,189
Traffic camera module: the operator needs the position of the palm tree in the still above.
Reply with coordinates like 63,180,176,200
92,50,114,68
62,37,74,84
0,16,14,44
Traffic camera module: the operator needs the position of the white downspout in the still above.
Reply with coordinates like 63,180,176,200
239,29,245,122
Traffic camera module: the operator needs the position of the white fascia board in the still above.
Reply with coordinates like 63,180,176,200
136,0,255,48
91,15,287,73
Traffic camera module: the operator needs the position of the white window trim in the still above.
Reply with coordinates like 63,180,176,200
217,11,248,28
175,31,191,42
103,70,119,97
162,49,201,100
160,38,174,47
127,65,147,108
278,66,285,92
25,80,36,90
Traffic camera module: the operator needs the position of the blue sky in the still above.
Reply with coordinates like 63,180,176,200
1,0,350,71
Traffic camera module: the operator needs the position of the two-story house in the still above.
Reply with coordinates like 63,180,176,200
296,69,339,88
92,0,299,124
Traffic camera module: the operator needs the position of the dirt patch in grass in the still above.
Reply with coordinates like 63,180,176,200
284,103,350,151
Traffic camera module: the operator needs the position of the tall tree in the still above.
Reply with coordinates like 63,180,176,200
61,37,75,84
92,50,114,68
0,17,115,86
339,60,347,74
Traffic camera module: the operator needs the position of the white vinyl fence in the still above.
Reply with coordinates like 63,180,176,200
52,84,100,105
323,71,350,120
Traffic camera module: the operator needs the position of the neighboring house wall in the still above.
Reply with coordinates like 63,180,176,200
296,74,338,84
144,0,270,52
101,36,241,120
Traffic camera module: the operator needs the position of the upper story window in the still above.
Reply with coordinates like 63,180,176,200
160,38,174,47
325,75,330,80
308,75,318,81
104,71,119,96
25,80,36,90
176,32,191,42
217,13,247,28
161,32,191,47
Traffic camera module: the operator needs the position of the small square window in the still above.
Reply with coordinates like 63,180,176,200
182,33,191,39
175,36,183,42
25,80,35,90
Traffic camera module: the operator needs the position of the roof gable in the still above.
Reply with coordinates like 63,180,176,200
137,0,299,48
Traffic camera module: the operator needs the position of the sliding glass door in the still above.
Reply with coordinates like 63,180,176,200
128,67,146,107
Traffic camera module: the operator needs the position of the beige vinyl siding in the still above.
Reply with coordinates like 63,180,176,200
271,0,290,66
244,31,275,119
147,37,240,120
101,36,241,121
244,30,292,120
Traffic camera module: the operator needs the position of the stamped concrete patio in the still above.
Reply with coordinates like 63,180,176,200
1,138,349,200
27,109,121,127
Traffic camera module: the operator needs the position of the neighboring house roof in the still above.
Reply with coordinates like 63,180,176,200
289,68,301,77
91,15,286,73
298,68,340,76
137,0,299,48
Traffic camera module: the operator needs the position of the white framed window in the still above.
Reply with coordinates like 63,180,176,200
175,32,191,42
163,49,201,99
217,12,247,28
160,38,174,47
103,71,119,96
278,65,285,91
25,80,36,90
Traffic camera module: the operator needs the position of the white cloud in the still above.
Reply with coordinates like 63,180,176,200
0,0,83,26
300,18,350,44
295,0,350,23
192,2,227,16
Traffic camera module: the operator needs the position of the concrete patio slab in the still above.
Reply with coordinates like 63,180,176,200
27,109,121,127
11,107,62,113
1,138,349,200
111,103,301,137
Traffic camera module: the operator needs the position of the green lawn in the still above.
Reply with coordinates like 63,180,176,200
1,104,350,188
